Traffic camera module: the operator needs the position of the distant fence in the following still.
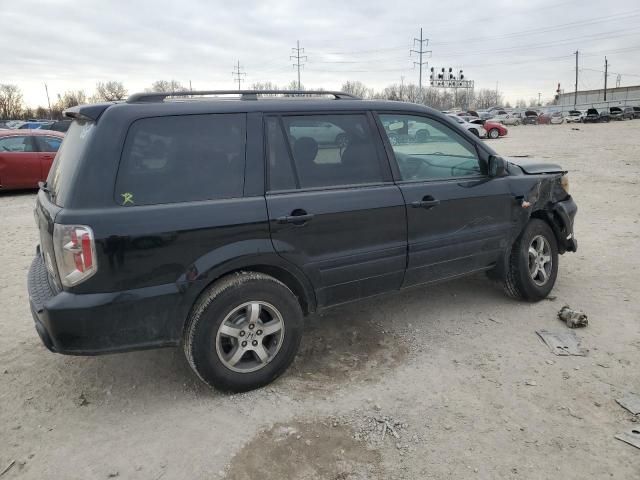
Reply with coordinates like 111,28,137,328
553,98,640,113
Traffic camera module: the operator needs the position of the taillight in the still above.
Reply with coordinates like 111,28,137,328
53,224,98,287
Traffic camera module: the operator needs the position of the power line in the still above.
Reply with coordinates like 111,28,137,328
290,40,307,90
232,60,246,90
410,27,431,96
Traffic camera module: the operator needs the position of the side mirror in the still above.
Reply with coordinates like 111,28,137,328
488,155,506,177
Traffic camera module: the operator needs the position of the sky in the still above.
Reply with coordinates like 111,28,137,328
2,0,640,107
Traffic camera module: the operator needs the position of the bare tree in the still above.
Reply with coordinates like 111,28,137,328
516,98,527,109
0,84,24,119
149,80,187,92
94,81,127,101
55,90,87,111
341,81,372,99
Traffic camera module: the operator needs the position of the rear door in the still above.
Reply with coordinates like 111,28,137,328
377,113,512,287
264,112,407,307
0,135,40,188
34,135,62,181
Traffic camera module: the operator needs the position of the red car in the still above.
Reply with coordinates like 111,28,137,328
469,118,507,139
0,129,64,190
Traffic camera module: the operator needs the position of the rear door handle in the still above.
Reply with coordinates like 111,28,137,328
276,210,315,225
410,196,440,209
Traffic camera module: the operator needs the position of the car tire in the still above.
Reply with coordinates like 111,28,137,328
503,219,559,302
388,134,399,146
184,272,303,392
489,128,500,139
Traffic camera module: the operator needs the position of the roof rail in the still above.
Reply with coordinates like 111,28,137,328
126,90,360,103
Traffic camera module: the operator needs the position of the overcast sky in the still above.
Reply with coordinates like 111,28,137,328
2,0,640,107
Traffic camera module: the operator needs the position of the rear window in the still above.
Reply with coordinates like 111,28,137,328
115,114,246,206
48,119,95,206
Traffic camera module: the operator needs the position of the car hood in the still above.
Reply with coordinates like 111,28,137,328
506,157,565,174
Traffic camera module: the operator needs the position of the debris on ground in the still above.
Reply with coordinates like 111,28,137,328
525,380,537,386
615,429,640,449
571,128,580,131
536,330,587,356
557,306,588,328
75,393,90,407
616,393,640,415
0,461,15,477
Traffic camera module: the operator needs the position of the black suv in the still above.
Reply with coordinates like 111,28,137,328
28,90,577,392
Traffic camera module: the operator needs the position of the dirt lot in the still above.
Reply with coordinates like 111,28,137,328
1,121,639,479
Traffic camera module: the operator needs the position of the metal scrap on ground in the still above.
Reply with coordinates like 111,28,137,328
616,393,640,415
615,429,640,450
557,305,588,328
536,330,587,356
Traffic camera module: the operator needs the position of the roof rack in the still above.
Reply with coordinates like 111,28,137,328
127,90,360,103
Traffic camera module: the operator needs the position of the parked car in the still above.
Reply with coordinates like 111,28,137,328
609,107,625,120
522,110,539,125
492,113,521,126
633,106,640,119
549,112,564,124
27,89,578,392
18,121,52,130
0,129,64,190
447,114,487,137
583,108,610,123
565,110,585,123
622,106,635,120
47,119,72,133
481,120,508,139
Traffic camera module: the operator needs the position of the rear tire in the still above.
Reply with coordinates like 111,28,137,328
504,219,559,302
489,128,500,139
184,272,303,392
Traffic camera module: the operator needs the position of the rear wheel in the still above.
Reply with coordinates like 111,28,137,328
489,128,500,139
335,133,349,148
504,219,559,301
184,272,303,392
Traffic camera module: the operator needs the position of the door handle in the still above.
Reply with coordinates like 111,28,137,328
276,210,315,225
410,196,440,209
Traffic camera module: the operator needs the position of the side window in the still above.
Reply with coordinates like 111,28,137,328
37,136,62,152
268,114,383,190
379,114,483,181
115,114,246,206
0,136,33,152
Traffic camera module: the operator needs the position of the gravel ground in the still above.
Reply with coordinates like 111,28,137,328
1,121,639,479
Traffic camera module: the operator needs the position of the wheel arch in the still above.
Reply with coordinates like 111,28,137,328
179,256,317,340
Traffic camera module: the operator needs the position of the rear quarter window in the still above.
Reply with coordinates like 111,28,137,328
115,114,246,206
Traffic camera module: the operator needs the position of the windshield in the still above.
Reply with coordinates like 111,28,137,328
47,119,95,206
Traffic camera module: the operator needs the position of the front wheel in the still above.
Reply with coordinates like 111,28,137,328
184,272,303,392
489,128,500,139
504,219,559,301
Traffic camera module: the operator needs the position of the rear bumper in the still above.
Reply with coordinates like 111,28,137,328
27,253,184,355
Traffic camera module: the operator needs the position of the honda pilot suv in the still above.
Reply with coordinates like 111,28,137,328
28,90,577,392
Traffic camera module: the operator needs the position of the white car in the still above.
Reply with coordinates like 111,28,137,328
565,110,585,123
549,111,565,124
447,115,487,138
491,113,521,126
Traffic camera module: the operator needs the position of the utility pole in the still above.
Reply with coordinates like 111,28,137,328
603,56,608,101
616,74,621,88
400,75,404,101
495,81,499,105
538,92,541,106
290,40,307,90
232,60,246,90
574,50,579,107
44,83,52,119
410,28,431,100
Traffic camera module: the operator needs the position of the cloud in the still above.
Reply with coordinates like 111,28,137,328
2,0,639,106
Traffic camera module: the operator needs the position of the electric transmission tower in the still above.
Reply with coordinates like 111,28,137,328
410,27,431,98
290,40,307,90
232,60,246,90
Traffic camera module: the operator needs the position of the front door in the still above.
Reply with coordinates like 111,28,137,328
264,113,407,307
377,113,512,287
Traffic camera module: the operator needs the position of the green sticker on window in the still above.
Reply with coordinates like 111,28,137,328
120,192,134,206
